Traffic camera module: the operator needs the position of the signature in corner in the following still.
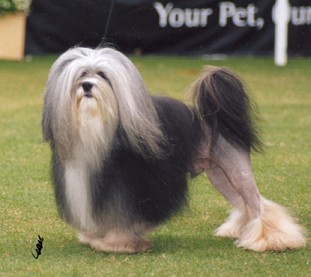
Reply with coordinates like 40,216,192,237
31,235,44,259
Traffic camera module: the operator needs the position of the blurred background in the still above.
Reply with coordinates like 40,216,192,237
24,0,311,56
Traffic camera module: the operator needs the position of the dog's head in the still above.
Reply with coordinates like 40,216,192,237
42,47,164,160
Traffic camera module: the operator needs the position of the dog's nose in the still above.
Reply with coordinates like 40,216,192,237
82,82,93,92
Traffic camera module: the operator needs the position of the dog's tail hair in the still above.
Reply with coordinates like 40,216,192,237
191,66,262,153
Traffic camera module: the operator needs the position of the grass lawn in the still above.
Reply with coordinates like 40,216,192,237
0,53,310,276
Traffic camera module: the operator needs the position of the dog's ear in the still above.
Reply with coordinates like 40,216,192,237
95,48,166,158
41,48,82,145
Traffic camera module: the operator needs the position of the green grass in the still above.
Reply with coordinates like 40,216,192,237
0,54,310,276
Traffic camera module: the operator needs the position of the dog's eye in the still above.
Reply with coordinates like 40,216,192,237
97,71,108,80
81,72,87,77
97,71,112,88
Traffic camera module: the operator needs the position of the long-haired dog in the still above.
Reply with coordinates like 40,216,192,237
42,47,306,253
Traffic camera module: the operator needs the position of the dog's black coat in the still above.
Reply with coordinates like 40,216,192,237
51,96,204,227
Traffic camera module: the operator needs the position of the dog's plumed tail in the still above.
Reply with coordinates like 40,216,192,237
190,66,306,251
192,66,262,154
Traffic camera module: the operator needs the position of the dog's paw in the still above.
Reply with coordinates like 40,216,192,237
236,199,306,252
78,232,99,245
88,230,152,253
214,208,250,238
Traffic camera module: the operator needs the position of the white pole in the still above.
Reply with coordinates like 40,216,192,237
274,0,290,66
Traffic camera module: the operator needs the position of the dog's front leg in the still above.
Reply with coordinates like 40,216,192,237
78,230,153,253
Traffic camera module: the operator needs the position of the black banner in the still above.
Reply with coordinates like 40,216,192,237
26,0,311,55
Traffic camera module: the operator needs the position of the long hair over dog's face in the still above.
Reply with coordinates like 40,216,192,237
42,47,164,165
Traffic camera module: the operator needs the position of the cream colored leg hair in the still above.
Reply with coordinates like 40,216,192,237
205,137,306,251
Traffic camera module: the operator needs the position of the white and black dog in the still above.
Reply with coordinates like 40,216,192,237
42,47,306,253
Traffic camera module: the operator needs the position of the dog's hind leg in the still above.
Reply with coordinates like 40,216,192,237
191,66,306,251
203,136,261,239
206,166,252,239
207,137,306,251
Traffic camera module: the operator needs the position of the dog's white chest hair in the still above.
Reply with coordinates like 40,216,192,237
64,158,96,231
64,115,108,232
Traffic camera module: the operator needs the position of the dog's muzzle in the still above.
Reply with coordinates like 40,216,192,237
82,82,93,97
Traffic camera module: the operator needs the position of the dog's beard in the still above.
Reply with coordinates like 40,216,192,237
70,79,119,169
